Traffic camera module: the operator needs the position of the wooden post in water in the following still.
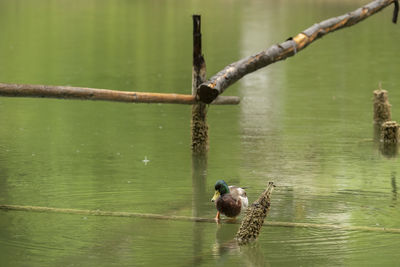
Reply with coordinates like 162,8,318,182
373,88,392,141
373,89,391,126
381,121,399,143
236,182,275,245
191,15,208,153
380,121,399,157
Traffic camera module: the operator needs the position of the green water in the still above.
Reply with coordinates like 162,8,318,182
1,0,400,266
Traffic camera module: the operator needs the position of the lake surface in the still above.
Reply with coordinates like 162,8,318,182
1,0,400,266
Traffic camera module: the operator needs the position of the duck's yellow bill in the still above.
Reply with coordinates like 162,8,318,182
211,191,220,202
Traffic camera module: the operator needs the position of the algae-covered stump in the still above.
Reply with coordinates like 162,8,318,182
373,89,392,126
381,121,399,143
236,182,274,245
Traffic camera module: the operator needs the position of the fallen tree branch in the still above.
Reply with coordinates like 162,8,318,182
197,0,398,103
1,204,400,234
0,82,240,105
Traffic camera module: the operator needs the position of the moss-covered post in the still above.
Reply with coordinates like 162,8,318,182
381,121,399,143
380,121,399,157
191,15,208,153
373,89,392,126
373,88,392,141
236,182,275,245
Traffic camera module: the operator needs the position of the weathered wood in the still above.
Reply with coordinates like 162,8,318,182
197,0,399,104
373,89,391,126
393,0,399,23
381,121,399,143
0,82,239,105
2,204,400,234
191,15,209,153
236,182,274,245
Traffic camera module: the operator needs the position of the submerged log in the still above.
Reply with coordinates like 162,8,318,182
2,204,400,234
236,182,275,245
373,89,391,126
197,0,399,103
0,82,240,105
191,15,209,153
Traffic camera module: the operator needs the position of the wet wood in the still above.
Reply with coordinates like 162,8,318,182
373,89,391,126
381,121,399,143
197,0,399,103
0,82,240,105
236,182,274,245
191,15,209,153
2,204,400,234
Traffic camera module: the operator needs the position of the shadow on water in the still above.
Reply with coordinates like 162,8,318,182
391,172,397,206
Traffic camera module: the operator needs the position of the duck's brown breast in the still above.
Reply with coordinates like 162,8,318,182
216,194,242,217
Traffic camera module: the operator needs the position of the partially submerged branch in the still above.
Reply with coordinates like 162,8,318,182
1,204,400,234
236,182,274,245
197,0,399,103
0,82,240,105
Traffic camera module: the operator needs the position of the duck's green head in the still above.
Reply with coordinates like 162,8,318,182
211,180,230,202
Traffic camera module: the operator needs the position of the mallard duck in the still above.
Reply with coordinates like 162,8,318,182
211,180,248,221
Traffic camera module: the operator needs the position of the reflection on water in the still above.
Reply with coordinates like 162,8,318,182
213,224,267,267
380,142,399,158
192,153,208,217
191,153,208,266
1,0,400,266
391,172,397,205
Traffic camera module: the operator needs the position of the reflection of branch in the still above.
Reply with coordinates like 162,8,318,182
2,204,400,234
197,0,399,104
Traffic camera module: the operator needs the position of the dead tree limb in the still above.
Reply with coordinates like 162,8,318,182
197,0,399,104
2,204,400,234
236,182,275,245
0,82,239,105
191,15,209,153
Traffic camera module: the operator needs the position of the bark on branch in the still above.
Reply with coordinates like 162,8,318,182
197,0,399,104
191,15,209,153
2,204,400,234
0,82,240,105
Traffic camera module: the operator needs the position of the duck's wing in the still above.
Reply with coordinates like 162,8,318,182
229,186,249,210
228,186,246,197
